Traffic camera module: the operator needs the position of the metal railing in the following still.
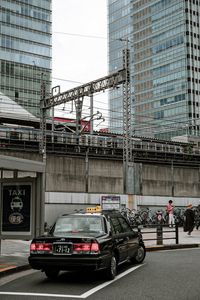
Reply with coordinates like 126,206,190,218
137,223,179,245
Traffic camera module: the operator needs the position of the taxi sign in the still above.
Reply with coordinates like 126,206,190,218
86,206,102,213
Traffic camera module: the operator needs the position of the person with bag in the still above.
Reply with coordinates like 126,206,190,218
195,202,200,230
183,203,195,235
166,200,175,228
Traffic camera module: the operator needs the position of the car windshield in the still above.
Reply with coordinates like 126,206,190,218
53,215,105,236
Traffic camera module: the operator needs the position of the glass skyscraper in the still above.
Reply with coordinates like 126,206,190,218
0,0,52,117
108,0,200,139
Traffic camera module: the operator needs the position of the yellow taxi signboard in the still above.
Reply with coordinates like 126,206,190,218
86,206,102,213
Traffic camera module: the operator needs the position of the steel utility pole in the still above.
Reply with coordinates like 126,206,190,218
51,86,60,142
90,93,94,135
122,39,132,194
39,73,47,163
75,97,83,135
39,73,47,234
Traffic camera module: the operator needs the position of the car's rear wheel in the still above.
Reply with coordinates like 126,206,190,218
131,245,146,264
105,254,117,280
44,269,59,279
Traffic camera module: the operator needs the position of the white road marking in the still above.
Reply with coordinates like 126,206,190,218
81,264,144,298
0,264,144,299
0,291,82,298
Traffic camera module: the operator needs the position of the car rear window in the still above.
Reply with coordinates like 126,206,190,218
53,215,105,236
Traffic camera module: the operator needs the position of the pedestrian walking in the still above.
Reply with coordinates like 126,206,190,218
195,202,200,230
166,200,175,227
183,203,195,235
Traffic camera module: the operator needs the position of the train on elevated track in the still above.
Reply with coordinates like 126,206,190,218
0,114,199,156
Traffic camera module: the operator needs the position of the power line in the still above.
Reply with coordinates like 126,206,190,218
54,100,193,128
53,31,132,44
54,31,107,40
53,77,82,84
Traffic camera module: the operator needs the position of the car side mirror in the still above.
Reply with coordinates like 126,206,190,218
44,223,51,235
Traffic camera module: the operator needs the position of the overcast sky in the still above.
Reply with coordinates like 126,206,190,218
52,0,108,127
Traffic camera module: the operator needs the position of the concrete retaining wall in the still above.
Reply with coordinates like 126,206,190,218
1,151,200,197
1,151,200,225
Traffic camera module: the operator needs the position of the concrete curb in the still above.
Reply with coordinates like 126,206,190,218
0,264,30,278
146,243,200,251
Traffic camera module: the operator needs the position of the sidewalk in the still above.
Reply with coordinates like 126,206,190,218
0,239,30,277
0,227,200,277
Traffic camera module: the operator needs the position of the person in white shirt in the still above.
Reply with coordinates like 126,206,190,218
166,200,175,228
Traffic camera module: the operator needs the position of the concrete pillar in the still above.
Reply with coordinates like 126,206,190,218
126,162,142,195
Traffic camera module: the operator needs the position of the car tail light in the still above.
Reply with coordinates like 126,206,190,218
30,243,53,253
73,242,100,254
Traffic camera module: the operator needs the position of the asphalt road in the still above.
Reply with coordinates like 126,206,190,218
0,248,200,300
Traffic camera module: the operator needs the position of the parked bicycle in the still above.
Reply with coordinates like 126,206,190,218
121,206,186,227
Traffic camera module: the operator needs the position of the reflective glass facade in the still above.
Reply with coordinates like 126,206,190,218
0,0,52,117
108,0,133,133
108,0,200,138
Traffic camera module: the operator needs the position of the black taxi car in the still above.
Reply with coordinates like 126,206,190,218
28,208,146,280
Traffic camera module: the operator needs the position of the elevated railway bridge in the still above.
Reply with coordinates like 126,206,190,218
0,127,200,225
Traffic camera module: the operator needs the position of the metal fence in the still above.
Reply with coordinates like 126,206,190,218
137,223,179,245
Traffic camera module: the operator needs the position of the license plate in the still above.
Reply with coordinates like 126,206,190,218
53,243,72,254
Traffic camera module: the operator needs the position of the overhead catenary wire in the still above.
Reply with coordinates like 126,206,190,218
0,94,194,129
54,31,107,40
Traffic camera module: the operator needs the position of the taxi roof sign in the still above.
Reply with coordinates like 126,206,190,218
86,206,102,213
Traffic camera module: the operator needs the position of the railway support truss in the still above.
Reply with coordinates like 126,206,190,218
40,49,132,193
